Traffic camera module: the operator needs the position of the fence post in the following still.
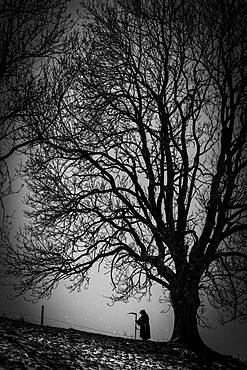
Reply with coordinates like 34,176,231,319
41,305,44,326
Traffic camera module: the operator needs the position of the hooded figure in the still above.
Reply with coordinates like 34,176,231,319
136,309,150,340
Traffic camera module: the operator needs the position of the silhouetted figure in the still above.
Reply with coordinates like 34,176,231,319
136,309,150,341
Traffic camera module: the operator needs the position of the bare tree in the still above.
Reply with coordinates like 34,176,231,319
0,0,75,162
3,0,247,354
0,0,75,246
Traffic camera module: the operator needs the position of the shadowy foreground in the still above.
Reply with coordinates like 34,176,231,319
0,317,246,369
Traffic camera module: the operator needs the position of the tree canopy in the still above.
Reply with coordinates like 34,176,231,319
0,0,74,249
0,0,74,162
3,0,247,352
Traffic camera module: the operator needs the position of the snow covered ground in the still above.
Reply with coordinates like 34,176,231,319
0,318,245,369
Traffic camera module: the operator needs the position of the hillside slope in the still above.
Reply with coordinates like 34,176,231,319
0,317,245,369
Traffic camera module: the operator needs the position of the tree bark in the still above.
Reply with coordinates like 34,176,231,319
169,272,228,360
170,275,206,352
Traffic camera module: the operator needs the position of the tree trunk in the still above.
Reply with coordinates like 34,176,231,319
169,272,225,360
170,278,206,352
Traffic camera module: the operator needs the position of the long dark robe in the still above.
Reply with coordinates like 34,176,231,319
136,312,150,340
